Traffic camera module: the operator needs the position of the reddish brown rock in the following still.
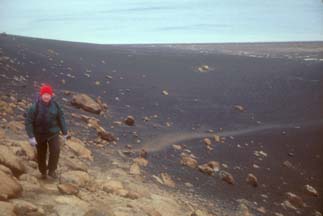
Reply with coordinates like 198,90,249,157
57,183,79,195
124,116,135,126
98,130,116,142
198,161,220,176
220,171,235,185
246,173,258,187
286,192,305,208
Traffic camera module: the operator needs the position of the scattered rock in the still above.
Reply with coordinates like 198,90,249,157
197,65,210,73
60,170,90,187
71,93,102,114
234,105,245,112
246,173,258,187
129,163,141,175
0,170,23,200
102,180,124,194
213,134,220,142
286,192,305,208
66,137,93,161
305,184,319,197
203,138,212,146
96,96,108,112
58,183,79,195
219,171,235,185
180,155,198,169
133,157,148,167
97,130,116,142
198,161,220,176
162,90,169,96
172,144,182,151
237,203,252,216
61,156,89,172
283,160,293,169
124,116,135,126
281,200,297,210
254,150,267,158
160,173,176,188
139,149,148,158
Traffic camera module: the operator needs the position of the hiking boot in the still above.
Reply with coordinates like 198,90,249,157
48,171,58,179
40,173,47,179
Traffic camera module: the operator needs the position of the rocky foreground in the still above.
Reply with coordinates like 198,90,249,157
0,91,220,216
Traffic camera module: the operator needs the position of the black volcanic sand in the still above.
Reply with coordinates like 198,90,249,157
1,34,322,215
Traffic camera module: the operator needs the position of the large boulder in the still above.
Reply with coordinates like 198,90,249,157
10,140,36,161
0,170,23,200
60,170,90,187
66,137,93,161
71,94,102,114
0,145,25,177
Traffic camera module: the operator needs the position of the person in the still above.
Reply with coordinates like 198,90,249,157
25,84,68,179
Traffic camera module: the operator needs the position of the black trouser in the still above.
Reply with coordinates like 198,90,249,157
35,134,60,174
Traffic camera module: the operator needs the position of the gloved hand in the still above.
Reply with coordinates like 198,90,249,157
29,137,37,147
63,134,70,144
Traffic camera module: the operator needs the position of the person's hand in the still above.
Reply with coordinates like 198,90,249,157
63,134,71,144
28,137,37,147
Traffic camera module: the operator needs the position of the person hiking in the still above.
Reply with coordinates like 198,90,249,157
25,84,68,179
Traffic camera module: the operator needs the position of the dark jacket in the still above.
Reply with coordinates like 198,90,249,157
25,99,67,139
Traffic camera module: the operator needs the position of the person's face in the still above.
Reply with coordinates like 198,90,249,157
41,93,52,103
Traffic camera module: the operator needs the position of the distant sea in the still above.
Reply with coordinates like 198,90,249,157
0,0,322,44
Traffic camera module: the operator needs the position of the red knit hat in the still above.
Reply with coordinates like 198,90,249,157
40,84,53,96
